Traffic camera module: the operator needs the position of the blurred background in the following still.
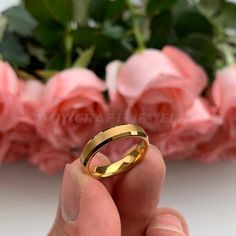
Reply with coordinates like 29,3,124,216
0,1,236,236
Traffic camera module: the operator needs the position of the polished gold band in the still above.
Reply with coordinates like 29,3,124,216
80,124,149,178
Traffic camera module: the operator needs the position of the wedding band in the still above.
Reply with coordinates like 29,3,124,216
80,124,149,178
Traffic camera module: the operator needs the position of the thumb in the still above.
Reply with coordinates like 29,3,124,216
146,208,189,236
48,156,121,236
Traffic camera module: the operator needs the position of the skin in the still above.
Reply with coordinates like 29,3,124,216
48,145,189,236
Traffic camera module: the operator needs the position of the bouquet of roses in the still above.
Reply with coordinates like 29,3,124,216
0,0,236,174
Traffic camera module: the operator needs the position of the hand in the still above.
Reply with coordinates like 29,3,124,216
48,145,189,236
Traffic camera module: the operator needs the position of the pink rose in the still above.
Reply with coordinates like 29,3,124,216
0,62,20,95
195,126,236,162
0,133,11,163
211,65,236,137
106,46,207,132
2,79,44,163
151,98,220,160
3,123,40,163
3,139,29,163
36,68,108,149
105,61,126,126
0,62,23,131
14,79,44,139
20,79,44,122
29,139,75,174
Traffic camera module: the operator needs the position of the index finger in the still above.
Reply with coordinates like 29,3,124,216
112,145,166,236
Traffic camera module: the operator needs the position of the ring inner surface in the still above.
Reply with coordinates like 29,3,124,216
90,139,147,177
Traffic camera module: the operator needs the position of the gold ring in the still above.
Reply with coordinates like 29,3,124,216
80,124,149,178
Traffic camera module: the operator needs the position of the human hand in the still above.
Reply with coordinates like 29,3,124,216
48,145,189,236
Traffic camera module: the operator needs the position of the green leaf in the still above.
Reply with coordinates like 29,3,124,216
23,0,55,24
73,27,113,57
197,0,222,17
172,0,193,14
180,34,218,64
72,0,91,25
217,2,236,29
174,10,214,38
27,44,47,63
23,0,73,25
102,22,124,39
88,0,105,21
178,34,219,81
47,52,64,70
16,69,37,80
104,0,126,19
217,43,236,67
148,10,172,48
3,6,37,37
43,0,73,25
89,0,126,22
73,46,95,68
0,16,7,41
36,69,57,80
0,32,30,67
147,0,177,15
35,23,64,48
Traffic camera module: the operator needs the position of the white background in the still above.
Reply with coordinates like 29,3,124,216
1,161,236,236
1,1,236,235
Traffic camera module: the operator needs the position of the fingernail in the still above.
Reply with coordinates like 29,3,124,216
150,214,185,235
60,164,81,222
